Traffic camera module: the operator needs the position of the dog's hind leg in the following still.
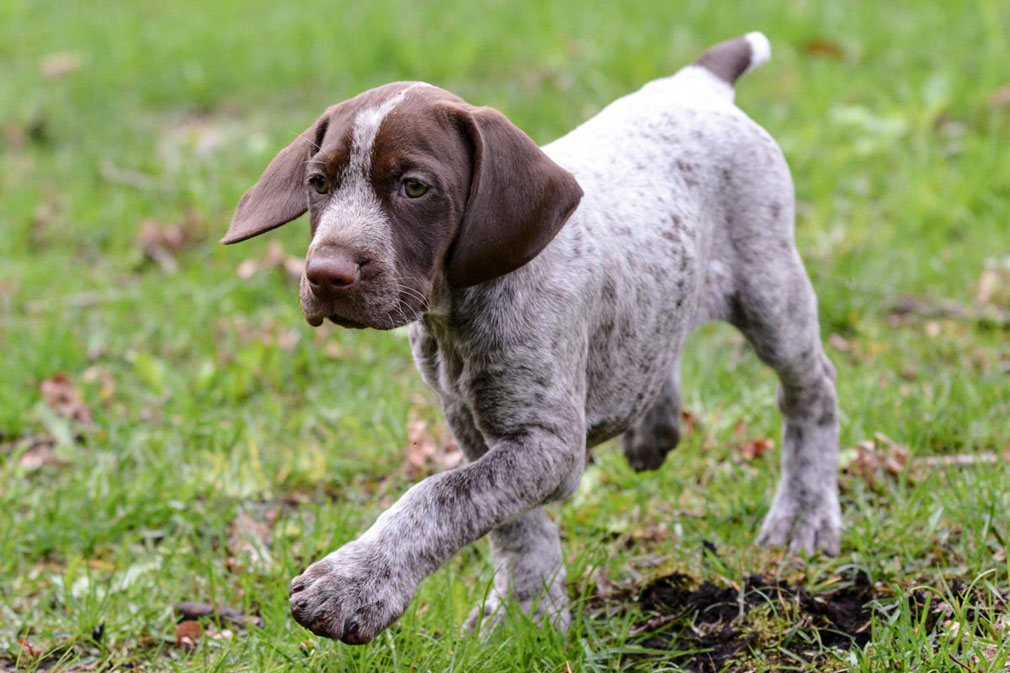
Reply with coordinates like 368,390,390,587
621,357,683,471
729,255,841,556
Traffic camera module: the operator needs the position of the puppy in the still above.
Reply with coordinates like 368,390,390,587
223,32,840,644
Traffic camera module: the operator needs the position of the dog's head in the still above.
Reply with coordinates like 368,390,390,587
223,82,583,329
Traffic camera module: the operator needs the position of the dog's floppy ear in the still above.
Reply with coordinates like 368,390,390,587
444,105,583,287
221,111,332,245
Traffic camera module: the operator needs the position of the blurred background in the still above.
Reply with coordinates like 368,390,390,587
2,1,1009,671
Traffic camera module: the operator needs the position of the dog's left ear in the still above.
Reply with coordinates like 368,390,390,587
444,105,583,287
221,110,332,245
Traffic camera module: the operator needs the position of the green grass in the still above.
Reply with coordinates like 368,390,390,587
2,0,1009,670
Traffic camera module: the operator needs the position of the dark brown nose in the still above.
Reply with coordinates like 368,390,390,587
305,252,361,300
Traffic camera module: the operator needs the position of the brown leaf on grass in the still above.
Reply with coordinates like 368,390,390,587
137,216,206,273
40,373,93,425
236,258,258,279
175,620,202,650
990,84,1010,110
29,198,61,246
729,418,773,461
975,262,1010,308
274,329,301,351
41,52,86,79
844,432,908,486
236,240,304,280
175,602,262,628
405,417,462,479
17,637,42,659
828,333,853,353
801,38,846,60
976,269,1000,306
82,366,117,403
738,438,775,461
680,410,699,436
16,435,68,470
2,432,70,471
227,507,277,571
100,160,166,192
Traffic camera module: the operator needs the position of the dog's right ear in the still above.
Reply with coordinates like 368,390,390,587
221,111,332,245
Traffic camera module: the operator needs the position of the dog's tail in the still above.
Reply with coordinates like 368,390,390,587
694,32,771,86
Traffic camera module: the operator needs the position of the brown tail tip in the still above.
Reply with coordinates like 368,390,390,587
694,32,771,85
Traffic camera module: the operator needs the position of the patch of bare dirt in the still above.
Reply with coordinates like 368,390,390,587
629,570,910,672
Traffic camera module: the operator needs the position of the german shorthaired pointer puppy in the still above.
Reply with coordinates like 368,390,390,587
222,32,840,644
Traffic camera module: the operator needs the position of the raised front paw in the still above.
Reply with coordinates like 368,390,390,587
756,489,841,556
289,541,416,644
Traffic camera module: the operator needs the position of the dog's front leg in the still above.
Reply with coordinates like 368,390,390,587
289,426,585,644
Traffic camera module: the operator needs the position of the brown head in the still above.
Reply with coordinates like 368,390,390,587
222,82,583,329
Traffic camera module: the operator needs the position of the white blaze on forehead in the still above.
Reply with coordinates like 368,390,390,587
312,82,429,252
345,83,427,180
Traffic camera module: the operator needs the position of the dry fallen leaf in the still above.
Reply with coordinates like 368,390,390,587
275,329,300,351
801,38,846,60
17,637,41,659
976,269,1000,306
405,416,462,479
227,507,277,572
236,240,304,280
82,366,117,403
844,432,909,486
17,435,69,470
680,409,699,436
175,601,262,628
137,217,205,273
738,438,775,461
828,333,852,353
175,620,202,650
41,52,86,79
990,84,1010,110
40,373,93,425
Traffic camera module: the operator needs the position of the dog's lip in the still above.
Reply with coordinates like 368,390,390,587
303,310,368,329
327,314,368,329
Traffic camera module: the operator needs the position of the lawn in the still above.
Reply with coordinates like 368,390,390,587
2,0,1009,670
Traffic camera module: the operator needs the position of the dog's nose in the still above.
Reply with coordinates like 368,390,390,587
305,252,361,299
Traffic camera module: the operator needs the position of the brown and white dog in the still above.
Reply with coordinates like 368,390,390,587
224,33,841,644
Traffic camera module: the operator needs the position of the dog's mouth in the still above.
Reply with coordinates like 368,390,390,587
327,314,367,329
303,310,368,329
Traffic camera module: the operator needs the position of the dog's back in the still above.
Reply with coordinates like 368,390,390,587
513,33,796,444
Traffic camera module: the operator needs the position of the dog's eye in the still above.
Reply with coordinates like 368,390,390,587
307,174,328,194
401,178,429,199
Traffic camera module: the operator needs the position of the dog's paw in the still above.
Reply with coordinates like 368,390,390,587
756,490,841,556
621,424,679,472
464,590,570,636
289,541,416,644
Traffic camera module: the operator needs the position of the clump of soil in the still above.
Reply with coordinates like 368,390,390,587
632,570,881,672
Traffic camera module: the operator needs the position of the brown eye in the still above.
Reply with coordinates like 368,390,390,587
401,178,429,199
307,174,328,194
